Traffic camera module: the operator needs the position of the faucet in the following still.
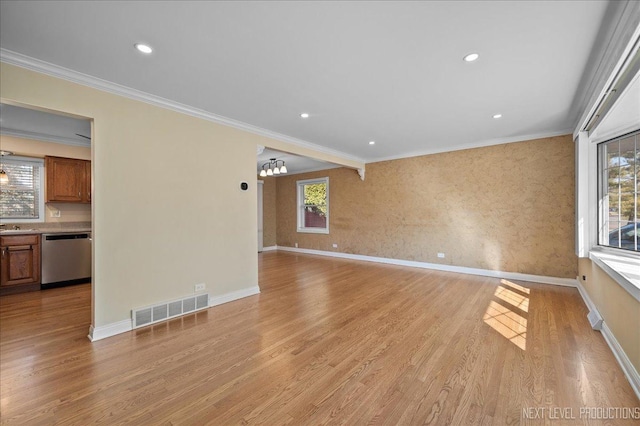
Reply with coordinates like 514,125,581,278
12,225,20,230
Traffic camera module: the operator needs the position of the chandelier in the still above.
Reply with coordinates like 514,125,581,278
259,158,287,177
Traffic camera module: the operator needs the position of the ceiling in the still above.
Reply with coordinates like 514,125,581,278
0,103,91,146
0,1,614,162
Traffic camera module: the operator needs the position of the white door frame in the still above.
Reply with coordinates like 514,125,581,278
257,180,264,252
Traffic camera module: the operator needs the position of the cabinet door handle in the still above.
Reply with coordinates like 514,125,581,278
1,248,5,258
79,191,81,198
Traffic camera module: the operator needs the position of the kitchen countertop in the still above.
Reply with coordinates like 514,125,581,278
0,222,92,236
0,228,91,235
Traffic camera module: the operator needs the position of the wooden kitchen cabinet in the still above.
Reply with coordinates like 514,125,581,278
0,234,41,295
45,156,91,203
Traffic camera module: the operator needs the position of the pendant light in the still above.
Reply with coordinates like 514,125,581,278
259,158,288,177
0,150,12,184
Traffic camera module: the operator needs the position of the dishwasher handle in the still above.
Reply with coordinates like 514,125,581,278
44,233,90,241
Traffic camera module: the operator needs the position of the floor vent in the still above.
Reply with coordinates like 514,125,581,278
132,293,209,329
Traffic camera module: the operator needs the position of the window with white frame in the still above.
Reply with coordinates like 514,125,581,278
0,157,45,222
297,177,329,233
598,130,639,253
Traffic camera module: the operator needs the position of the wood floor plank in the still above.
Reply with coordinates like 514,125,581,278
1,251,638,424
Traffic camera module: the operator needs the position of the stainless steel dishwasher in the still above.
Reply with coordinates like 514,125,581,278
41,232,91,288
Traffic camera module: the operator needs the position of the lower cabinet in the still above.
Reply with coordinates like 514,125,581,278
0,234,41,296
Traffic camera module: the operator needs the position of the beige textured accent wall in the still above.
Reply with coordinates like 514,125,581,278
277,135,577,278
578,258,640,373
259,176,277,247
1,63,262,327
0,135,92,223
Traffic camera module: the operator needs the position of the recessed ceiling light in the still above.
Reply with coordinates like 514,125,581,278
369,141,375,145
134,43,153,54
300,113,309,118
463,53,479,62
493,113,503,119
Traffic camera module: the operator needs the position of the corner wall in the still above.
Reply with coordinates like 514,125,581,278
578,258,640,374
1,62,260,328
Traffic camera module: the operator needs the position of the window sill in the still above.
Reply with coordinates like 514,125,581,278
589,248,640,302
297,228,329,234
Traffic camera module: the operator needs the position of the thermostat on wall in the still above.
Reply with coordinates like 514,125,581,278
240,182,249,191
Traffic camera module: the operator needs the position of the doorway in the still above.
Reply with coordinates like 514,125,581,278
0,101,94,331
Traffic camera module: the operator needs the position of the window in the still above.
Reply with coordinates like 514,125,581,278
0,157,45,222
297,177,329,233
598,130,639,252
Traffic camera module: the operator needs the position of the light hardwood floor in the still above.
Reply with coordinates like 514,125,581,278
0,252,637,424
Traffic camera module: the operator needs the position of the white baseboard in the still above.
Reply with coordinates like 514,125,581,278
575,279,640,400
209,285,261,307
574,277,601,318
601,322,640,400
275,246,577,287
87,286,261,342
261,246,278,252
88,319,132,342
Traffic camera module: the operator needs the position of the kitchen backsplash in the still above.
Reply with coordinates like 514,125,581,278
45,203,92,223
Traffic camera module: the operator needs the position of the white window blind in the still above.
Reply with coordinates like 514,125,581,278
0,157,44,220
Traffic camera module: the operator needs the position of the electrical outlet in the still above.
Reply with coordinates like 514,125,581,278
295,243,298,248
51,210,61,218
582,275,586,281
332,243,338,248
194,283,205,292
437,252,445,258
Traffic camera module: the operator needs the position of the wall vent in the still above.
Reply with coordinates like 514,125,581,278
132,293,209,329
587,310,603,331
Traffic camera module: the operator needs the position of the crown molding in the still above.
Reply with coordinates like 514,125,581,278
0,49,366,165
366,129,573,164
0,49,577,167
0,127,91,147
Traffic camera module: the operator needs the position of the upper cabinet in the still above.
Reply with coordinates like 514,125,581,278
45,156,91,203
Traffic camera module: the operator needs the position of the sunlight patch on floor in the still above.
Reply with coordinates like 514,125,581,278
494,286,529,312
500,279,530,294
483,300,528,350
